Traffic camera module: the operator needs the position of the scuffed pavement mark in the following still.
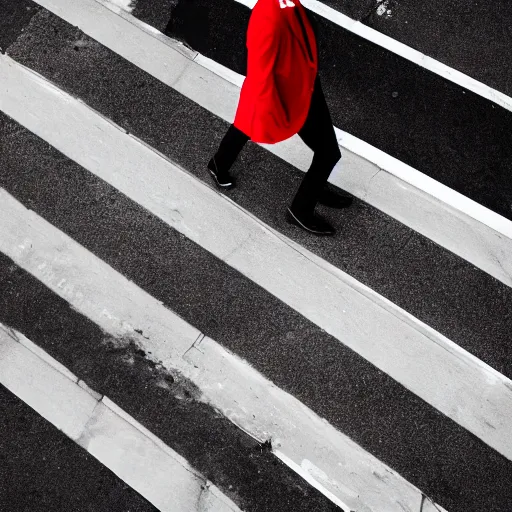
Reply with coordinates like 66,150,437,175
361,0,399,22
375,0,399,19
102,333,203,403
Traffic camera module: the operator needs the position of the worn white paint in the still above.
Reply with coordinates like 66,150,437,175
0,326,240,512
1,55,512,469
0,198,446,512
30,0,512,288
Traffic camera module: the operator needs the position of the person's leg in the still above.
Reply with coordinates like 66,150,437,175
293,76,342,213
287,77,342,235
208,124,249,189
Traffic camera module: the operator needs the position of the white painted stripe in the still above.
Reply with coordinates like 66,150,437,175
0,193,445,512
0,325,98,441
0,325,240,512
31,0,512,289
273,451,354,512
274,451,447,512
234,0,512,113
2,53,512,470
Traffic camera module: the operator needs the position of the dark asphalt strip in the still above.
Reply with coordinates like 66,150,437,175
0,257,340,512
0,385,158,512
5,9,512,382
1,110,512,511
0,0,39,54
159,0,512,220
131,0,176,33
363,0,512,98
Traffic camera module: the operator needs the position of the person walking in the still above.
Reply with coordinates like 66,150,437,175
208,0,352,235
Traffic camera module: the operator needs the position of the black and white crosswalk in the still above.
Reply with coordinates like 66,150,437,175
1,1,512,511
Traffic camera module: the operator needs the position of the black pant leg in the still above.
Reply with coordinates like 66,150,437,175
293,76,341,213
211,124,250,173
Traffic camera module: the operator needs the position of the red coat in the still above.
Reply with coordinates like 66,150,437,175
233,0,318,144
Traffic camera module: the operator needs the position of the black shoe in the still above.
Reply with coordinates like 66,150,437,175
286,207,336,236
208,158,235,189
318,187,353,209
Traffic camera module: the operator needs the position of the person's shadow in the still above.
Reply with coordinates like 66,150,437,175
164,0,248,76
